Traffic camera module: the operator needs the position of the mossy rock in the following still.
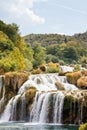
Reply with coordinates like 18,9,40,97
77,76,87,89
25,87,37,105
5,72,29,94
66,71,81,85
55,82,65,90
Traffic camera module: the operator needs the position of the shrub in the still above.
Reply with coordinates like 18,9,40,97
31,69,41,74
46,67,59,73
66,71,81,85
74,64,80,71
79,123,87,130
77,76,87,89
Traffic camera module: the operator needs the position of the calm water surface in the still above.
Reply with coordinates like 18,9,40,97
0,122,79,130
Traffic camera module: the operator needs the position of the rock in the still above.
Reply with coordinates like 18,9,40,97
5,72,29,94
77,76,87,89
66,71,81,85
55,82,65,90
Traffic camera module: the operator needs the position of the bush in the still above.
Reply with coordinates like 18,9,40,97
46,67,59,73
31,69,41,74
79,123,87,130
66,71,81,85
77,76,87,89
74,64,80,71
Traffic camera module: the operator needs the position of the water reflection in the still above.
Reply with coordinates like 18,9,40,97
0,122,79,130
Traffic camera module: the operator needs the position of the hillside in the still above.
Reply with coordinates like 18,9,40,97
23,32,87,65
23,32,87,47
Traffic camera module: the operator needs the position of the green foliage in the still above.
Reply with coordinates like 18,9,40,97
63,46,78,61
0,40,14,51
0,20,87,72
24,33,87,64
0,20,34,72
9,47,26,70
46,67,59,73
0,58,16,72
74,64,80,71
32,42,46,68
0,20,19,43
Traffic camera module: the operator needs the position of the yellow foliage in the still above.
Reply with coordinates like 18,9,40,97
48,62,59,68
9,47,25,70
79,123,87,130
31,69,41,74
0,31,9,40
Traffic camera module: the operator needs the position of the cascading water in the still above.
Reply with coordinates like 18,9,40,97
0,71,86,124
0,76,5,113
18,73,78,94
29,91,64,123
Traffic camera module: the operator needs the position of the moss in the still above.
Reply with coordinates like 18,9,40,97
55,82,65,90
5,72,29,94
62,94,79,124
25,87,37,105
66,71,81,85
77,76,87,89
46,67,59,73
31,69,41,74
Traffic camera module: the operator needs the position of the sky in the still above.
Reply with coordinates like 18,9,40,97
0,0,87,36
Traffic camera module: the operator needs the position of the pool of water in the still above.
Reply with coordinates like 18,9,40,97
0,122,79,130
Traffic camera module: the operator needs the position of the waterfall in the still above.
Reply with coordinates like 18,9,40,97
0,73,86,124
0,95,21,121
29,92,45,122
20,93,26,121
53,92,64,123
29,91,64,123
18,73,78,94
0,98,14,121
0,76,5,112
60,65,74,73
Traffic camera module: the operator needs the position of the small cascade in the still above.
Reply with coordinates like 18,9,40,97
0,95,21,121
0,98,14,121
29,92,45,122
60,65,74,73
10,95,21,121
20,93,26,121
0,76,5,112
53,92,64,123
18,73,78,94
29,91,64,123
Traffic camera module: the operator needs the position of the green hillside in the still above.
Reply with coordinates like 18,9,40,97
0,20,87,73
23,32,87,65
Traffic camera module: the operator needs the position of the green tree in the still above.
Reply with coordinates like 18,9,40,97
0,20,19,43
63,46,78,62
32,42,46,68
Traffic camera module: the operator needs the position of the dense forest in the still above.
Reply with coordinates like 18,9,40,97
23,32,87,65
0,20,87,73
